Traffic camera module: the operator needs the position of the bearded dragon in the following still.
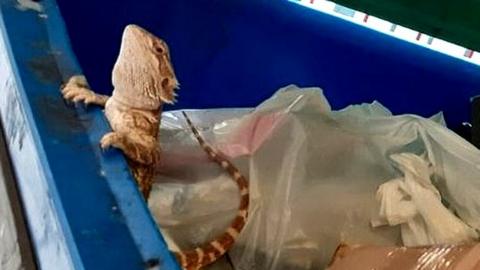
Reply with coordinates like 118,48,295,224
61,24,249,270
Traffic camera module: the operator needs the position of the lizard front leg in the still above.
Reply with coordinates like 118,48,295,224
62,75,110,106
100,131,159,199
100,131,160,165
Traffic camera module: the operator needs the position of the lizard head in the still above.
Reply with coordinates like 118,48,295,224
112,24,179,109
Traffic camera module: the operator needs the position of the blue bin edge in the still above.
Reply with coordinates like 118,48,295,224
0,0,180,269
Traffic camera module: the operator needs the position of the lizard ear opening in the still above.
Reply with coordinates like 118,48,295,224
161,78,169,89
155,45,164,54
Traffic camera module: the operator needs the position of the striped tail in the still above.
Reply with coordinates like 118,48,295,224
173,111,249,270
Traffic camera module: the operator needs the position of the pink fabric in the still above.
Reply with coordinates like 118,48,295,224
158,112,286,173
218,112,287,158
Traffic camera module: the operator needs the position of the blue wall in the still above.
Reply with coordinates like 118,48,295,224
56,0,480,131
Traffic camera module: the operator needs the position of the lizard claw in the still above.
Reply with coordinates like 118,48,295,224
61,76,108,106
63,85,97,104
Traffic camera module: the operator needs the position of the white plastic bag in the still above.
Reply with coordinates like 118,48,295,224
371,152,478,246
149,85,480,269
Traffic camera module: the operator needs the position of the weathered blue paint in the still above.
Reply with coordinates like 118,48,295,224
57,0,480,133
0,0,180,269
3,0,480,269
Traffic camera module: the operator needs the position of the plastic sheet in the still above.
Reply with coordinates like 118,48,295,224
328,243,480,270
149,85,480,269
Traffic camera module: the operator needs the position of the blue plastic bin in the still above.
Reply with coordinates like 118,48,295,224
1,0,480,269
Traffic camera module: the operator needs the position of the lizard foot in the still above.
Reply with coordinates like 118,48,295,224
100,132,124,150
61,76,109,106
101,132,159,165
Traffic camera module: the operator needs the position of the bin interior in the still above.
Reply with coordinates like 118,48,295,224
56,0,480,133
3,1,479,269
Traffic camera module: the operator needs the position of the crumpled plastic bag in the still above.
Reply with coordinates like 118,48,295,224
371,152,478,246
149,85,480,269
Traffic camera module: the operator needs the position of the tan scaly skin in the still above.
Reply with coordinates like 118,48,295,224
61,24,249,270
